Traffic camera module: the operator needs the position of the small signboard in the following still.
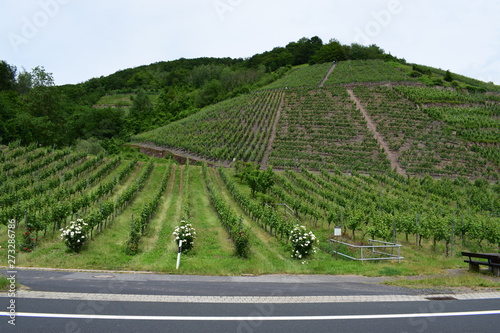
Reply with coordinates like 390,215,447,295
334,226,342,237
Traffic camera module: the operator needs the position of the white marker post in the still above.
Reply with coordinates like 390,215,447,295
176,240,183,270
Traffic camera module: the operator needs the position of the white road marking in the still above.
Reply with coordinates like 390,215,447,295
1,310,499,321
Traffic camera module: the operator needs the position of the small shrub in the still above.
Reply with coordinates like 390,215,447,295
234,230,250,258
20,224,36,252
60,219,88,253
173,221,196,253
290,225,317,259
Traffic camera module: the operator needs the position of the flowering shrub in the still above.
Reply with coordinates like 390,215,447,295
60,219,88,253
173,221,196,253
234,230,250,258
290,225,317,259
20,224,36,252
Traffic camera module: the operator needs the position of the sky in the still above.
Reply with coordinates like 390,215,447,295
1,0,499,86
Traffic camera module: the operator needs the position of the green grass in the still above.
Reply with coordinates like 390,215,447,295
0,275,11,291
384,272,500,290
95,93,160,107
96,93,134,107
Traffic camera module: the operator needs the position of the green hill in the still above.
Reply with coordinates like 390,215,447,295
133,60,500,180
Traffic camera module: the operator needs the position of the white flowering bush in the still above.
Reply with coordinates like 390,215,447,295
60,219,88,253
290,225,317,259
173,221,196,253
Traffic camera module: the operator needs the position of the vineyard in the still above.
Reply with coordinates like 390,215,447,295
262,63,333,89
1,144,499,276
268,86,390,172
352,85,499,178
133,60,499,180
324,60,416,84
134,89,284,166
2,59,500,276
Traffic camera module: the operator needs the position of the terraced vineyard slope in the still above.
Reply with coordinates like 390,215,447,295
132,60,499,180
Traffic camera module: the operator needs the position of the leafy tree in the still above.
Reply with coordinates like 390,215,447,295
16,69,32,95
31,66,54,87
309,39,346,64
0,61,16,91
155,86,192,121
235,162,275,197
0,91,19,143
19,66,68,145
444,70,454,82
69,106,124,141
128,89,154,132
285,36,323,65
195,79,223,108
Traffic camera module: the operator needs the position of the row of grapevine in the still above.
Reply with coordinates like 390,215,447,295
133,90,283,165
1,149,71,182
0,153,95,206
269,86,390,173
126,163,172,254
394,85,500,104
262,63,332,89
83,161,154,241
325,60,416,85
181,162,192,220
26,157,129,239
265,167,500,255
218,167,293,239
202,163,250,257
352,85,498,179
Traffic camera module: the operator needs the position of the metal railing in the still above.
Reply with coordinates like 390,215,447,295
330,239,404,263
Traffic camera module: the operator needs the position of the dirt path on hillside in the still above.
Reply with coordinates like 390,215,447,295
347,89,407,177
318,61,337,88
260,90,285,169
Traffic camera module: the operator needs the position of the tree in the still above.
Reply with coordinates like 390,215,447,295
309,39,346,64
236,162,275,197
155,86,192,121
195,79,223,108
31,66,54,87
285,36,323,65
444,70,454,82
0,61,16,91
20,66,68,145
16,68,32,94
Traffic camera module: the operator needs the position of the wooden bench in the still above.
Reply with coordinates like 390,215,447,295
462,252,500,277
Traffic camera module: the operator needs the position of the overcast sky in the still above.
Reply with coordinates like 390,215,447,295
1,0,499,85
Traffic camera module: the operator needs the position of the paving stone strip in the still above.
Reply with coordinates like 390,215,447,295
3,291,500,304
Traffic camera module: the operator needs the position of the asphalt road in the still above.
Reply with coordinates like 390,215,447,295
1,268,499,332
2,297,500,333
2,268,424,296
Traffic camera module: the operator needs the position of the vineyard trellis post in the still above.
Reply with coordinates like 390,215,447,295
415,213,419,246
451,212,456,257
